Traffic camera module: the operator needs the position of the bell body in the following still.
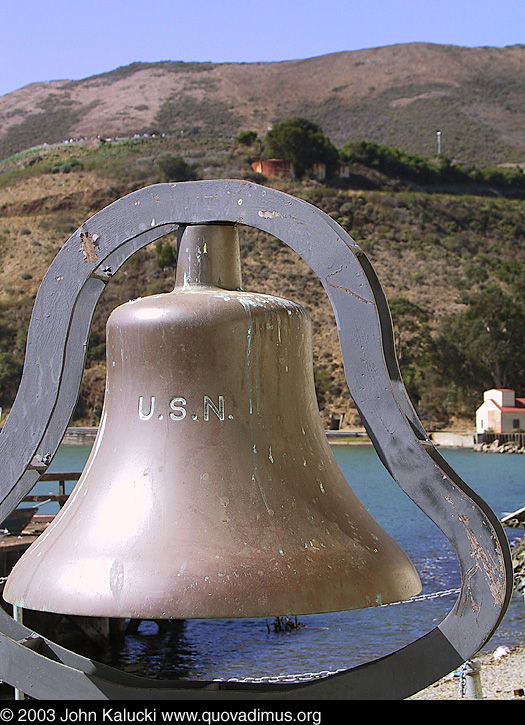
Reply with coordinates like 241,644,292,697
4,225,421,619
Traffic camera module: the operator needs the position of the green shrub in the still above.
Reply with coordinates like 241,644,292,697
236,130,258,146
157,154,197,182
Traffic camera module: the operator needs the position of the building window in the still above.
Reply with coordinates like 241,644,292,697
513,419,520,429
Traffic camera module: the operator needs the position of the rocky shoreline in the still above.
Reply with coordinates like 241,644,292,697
512,538,525,594
475,439,525,454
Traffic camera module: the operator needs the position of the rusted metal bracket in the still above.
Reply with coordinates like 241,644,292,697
0,181,512,699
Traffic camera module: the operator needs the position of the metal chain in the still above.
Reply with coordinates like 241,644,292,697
459,663,467,698
225,669,347,685
379,587,461,606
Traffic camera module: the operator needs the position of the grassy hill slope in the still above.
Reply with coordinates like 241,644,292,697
1,43,524,167
0,134,524,430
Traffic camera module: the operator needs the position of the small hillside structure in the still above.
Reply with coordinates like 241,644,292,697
476,389,525,434
251,159,294,178
250,159,350,181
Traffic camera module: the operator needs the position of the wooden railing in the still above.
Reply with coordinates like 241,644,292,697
23,472,81,509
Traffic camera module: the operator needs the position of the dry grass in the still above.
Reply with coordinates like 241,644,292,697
0,135,524,426
1,44,524,165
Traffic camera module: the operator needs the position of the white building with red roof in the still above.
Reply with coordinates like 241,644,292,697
476,389,525,434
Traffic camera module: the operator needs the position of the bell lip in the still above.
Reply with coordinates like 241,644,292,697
3,568,422,620
2,592,423,621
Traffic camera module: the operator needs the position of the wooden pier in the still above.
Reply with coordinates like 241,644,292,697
0,515,53,578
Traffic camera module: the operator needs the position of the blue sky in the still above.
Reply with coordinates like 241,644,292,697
1,0,523,97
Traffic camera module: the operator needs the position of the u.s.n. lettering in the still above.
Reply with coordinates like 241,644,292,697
138,394,233,422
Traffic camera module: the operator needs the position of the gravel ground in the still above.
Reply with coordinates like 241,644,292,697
408,644,525,700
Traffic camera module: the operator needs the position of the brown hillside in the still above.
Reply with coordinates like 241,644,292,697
1,43,524,166
1,131,524,431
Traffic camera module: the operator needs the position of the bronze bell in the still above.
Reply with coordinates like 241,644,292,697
4,223,421,619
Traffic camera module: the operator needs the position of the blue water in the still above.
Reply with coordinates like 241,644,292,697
31,443,525,681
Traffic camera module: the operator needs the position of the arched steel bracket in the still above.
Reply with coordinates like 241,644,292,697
0,181,512,700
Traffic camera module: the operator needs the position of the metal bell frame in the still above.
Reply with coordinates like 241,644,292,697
0,180,512,700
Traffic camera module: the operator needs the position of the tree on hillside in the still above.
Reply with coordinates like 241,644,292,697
435,284,525,400
263,118,339,178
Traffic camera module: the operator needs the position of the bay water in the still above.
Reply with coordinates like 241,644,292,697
35,443,525,682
